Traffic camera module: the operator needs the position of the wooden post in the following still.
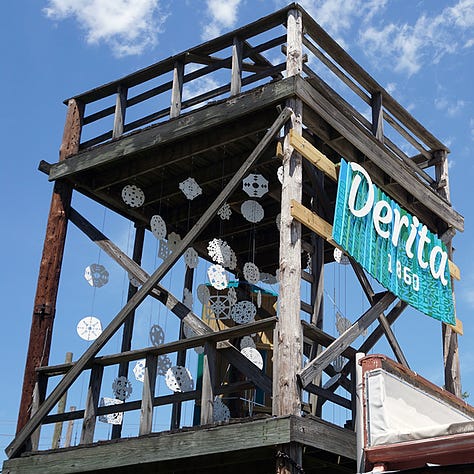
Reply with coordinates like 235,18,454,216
371,91,384,142
30,374,47,451
139,354,158,436
275,8,303,474
17,98,83,435
231,36,243,96
80,364,103,445
171,266,194,429
51,352,73,448
111,225,145,439
200,341,218,425
435,149,461,397
64,406,76,448
112,84,127,138
170,60,184,118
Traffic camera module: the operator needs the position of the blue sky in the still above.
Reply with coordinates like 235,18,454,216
1,0,474,461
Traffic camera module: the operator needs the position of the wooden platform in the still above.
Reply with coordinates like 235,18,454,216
2,416,356,474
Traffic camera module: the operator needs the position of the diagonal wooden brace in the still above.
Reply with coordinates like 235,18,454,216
6,107,291,460
298,291,396,388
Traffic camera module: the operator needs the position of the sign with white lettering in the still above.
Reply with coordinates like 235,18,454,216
332,159,455,324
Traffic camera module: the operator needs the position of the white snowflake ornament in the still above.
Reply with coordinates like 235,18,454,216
227,287,237,305
98,397,123,425
84,263,109,288
277,166,284,184
334,247,350,265
149,324,165,347
179,177,202,200
184,247,199,269
242,174,269,198
158,239,172,260
240,335,256,350
207,264,228,290
121,184,145,208
217,203,232,220
209,295,232,319
157,354,173,376
197,284,211,305
241,200,264,223
213,397,231,422
77,316,102,341
112,376,133,401
150,215,167,240
230,300,257,324
167,232,181,252
243,262,260,285
165,366,194,392
133,359,146,382
241,346,264,370
207,238,236,270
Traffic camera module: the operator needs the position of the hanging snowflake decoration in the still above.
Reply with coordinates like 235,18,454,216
276,213,281,231
242,174,269,198
257,290,262,308
149,324,165,347
334,247,350,265
133,359,146,383
150,215,167,240
240,335,256,350
243,262,260,285
207,238,236,270
158,239,172,260
167,232,182,252
157,354,173,376
217,203,232,220
112,376,133,401
241,200,264,223
335,312,352,335
277,165,284,184
98,397,123,425
207,264,228,290
121,184,145,208
209,295,232,319
128,273,141,288
84,263,109,288
184,247,199,269
183,288,193,310
213,397,231,423
241,346,264,370
179,177,202,200
182,324,204,354
230,300,257,324
227,287,238,305
333,355,345,373
165,366,194,392
76,316,102,341
305,252,312,272
197,284,211,305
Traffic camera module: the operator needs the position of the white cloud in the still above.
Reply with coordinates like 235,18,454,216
360,0,474,76
43,0,167,57
435,97,466,117
202,0,243,40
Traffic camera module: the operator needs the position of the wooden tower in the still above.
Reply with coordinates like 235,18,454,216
4,4,466,473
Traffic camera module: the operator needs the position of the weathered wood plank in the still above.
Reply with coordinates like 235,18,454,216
139,354,158,436
170,60,184,119
231,37,243,96
200,342,218,425
298,292,397,387
49,78,297,182
296,77,463,232
80,365,103,445
289,130,338,181
112,85,127,138
371,91,383,142
304,383,351,410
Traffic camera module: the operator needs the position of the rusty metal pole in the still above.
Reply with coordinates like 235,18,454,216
17,99,83,433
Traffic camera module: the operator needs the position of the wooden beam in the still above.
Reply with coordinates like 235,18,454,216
139,354,158,436
298,292,397,387
112,84,127,138
200,342,218,425
80,364,103,445
170,60,184,119
17,98,83,435
304,383,351,410
289,129,338,181
231,37,243,96
371,91,383,142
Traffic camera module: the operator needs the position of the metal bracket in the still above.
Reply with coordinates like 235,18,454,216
34,304,53,318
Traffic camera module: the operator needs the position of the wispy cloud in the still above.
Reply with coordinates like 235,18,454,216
43,0,167,57
360,0,474,76
435,97,466,117
201,0,243,40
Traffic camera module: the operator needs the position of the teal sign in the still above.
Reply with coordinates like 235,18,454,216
332,159,455,324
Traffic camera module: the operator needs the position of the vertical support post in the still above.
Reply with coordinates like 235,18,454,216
355,353,365,474
30,374,47,451
275,8,303,474
80,364,103,445
435,150,461,397
170,60,184,119
371,91,384,142
17,98,83,434
231,36,243,96
112,84,128,138
171,266,194,429
200,341,218,425
64,406,76,448
51,351,73,449
111,225,145,439
139,354,158,436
